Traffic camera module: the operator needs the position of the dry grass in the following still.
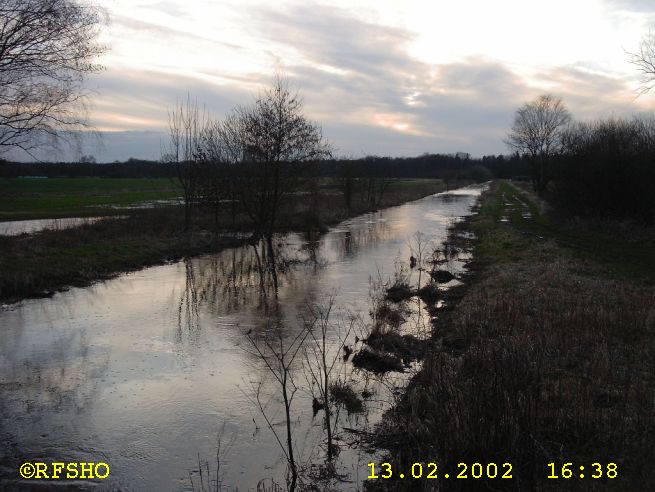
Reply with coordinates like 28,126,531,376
352,348,404,374
369,182,655,491
329,380,364,414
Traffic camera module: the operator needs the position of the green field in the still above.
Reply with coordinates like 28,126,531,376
0,177,445,222
0,178,182,220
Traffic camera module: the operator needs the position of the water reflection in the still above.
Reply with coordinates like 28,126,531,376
0,321,110,489
332,219,392,260
0,185,486,491
0,216,127,236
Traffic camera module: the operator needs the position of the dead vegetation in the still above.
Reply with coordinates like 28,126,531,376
329,380,364,414
351,348,404,374
384,283,414,302
368,182,655,491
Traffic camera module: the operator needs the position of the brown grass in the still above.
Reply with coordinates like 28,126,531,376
330,380,364,414
368,182,655,491
352,348,404,374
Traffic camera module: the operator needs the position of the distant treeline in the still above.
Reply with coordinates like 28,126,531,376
0,158,178,178
0,154,531,180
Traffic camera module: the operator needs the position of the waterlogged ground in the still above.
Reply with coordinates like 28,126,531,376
0,185,485,491
0,216,128,236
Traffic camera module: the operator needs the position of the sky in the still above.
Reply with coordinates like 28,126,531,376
15,0,655,161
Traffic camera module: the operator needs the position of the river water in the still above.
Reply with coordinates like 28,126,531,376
0,216,127,236
0,185,484,491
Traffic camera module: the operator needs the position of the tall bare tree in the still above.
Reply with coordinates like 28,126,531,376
505,94,571,194
199,116,244,230
0,0,106,155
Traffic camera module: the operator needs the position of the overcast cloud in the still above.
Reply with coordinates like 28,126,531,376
9,0,655,162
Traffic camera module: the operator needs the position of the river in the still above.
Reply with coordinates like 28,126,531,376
0,185,485,491
0,216,127,236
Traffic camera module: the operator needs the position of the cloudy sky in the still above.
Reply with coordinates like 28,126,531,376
26,0,655,161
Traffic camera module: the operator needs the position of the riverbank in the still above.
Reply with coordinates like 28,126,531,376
0,179,447,303
368,181,655,491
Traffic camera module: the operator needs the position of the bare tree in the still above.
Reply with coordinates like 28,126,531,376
337,160,358,210
302,299,354,462
166,76,331,239
505,94,571,194
229,75,332,245
167,96,205,231
408,231,432,290
246,324,311,491
628,30,655,94
198,113,250,230
197,121,232,231
0,0,106,155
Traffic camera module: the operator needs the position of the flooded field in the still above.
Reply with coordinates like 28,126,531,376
0,216,127,236
0,185,484,491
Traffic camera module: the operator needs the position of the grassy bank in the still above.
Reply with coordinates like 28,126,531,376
0,178,446,303
368,181,655,491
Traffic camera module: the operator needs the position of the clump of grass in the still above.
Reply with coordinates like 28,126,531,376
385,283,414,302
384,259,414,302
330,380,364,414
429,269,455,283
417,282,439,303
367,330,423,363
352,348,404,374
361,389,374,399
374,303,407,328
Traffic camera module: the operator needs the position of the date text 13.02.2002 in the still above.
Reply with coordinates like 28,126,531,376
367,462,513,480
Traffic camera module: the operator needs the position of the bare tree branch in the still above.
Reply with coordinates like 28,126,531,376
0,0,106,154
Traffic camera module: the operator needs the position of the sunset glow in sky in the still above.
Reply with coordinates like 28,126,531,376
43,0,655,160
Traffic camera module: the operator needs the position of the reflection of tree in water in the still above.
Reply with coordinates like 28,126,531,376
1,330,108,415
183,280,428,489
299,229,324,272
176,221,435,487
333,218,392,260
175,235,325,344
0,328,110,477
177,259,201,345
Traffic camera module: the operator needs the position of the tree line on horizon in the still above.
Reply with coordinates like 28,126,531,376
0,152,526,179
